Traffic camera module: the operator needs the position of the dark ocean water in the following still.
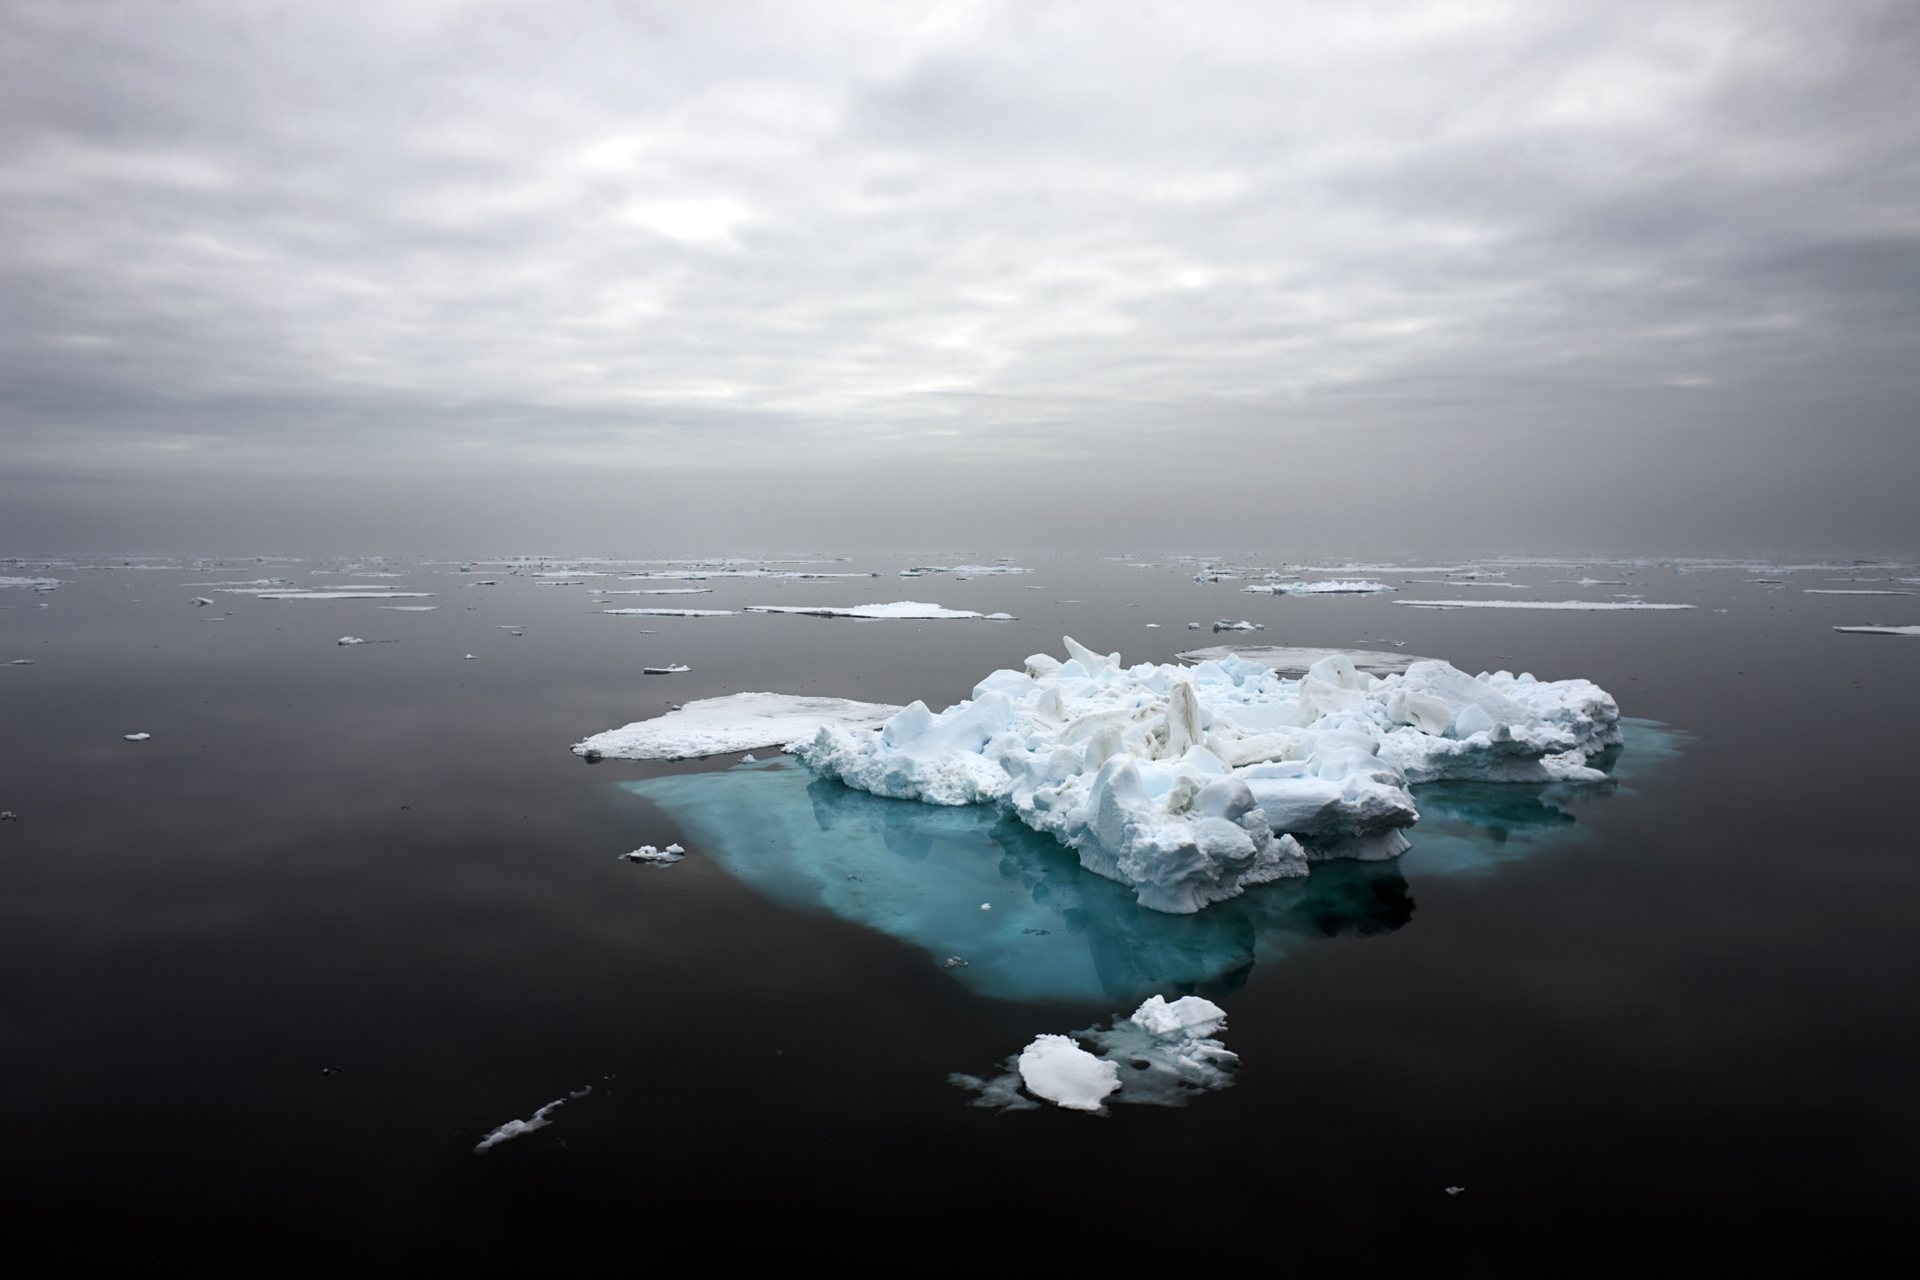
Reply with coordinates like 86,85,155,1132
2,553,1915,1272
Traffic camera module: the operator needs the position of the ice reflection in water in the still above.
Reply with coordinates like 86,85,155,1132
618,719,1682,1004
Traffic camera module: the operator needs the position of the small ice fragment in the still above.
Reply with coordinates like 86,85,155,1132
11,659,33,665
1018,1035,1120,1113
473,1096,569,1153
984,612,1014,621
1145,623,1160,628
464,654,477,659
1020,927,1050,935
568,1085,593,1099
1446,1187,1464,1196
642,663,691,674
338,636,366,646
1187,622,1200,629
943,956,968,969
123,733,150,741
741,752,757,762
980,903,991,910
0,812,17,820
620,845,685,865
192,597,211,606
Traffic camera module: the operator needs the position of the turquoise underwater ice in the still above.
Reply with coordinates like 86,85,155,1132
618,719,1683,1005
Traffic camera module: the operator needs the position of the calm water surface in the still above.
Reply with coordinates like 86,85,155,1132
2,553,1915,1271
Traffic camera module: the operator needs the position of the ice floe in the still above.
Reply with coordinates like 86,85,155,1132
124,732,150,741
601,608,735,617
574,692,903,760
744,602,985,620
0,577,61,590
795,636,1621,914
1394,599,1694,611
1805,589,1913,596
1241,580,1395,595
1834,625,1920,636
601,588,714,595
642,664,690,674
953,994,1236,1115
337,636,367,646
247,591,437,601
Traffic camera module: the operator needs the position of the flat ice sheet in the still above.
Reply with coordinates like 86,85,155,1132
0,577,62,589
252,591,437,600
600,588,714,595
1834,625,1920,636
1177,646,1432,676
1242,579,1395,595
601,608,735,617
744,602,984,619
574,692,901,759
1394,599,1694,610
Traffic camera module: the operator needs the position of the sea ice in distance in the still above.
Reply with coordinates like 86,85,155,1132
1394,599,1693,611
796,636,1620,913
1241,579,1395,595
601,607,736,617
574,692,903,760
745,601,985,620
1834,625,1920,636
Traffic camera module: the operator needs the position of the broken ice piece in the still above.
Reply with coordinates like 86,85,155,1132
123,733,150,741
1446,1187,1465,1196
1018,1035,1120,1113
193,597,212,606
473,1096,569,1153
741,753,757,762
980,903,992,910
643,663,691,674
464,654,477,660
619,845,685,865
943,956,968,969
338,636,367,646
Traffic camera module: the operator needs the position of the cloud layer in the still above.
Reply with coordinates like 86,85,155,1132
2,1,1915,549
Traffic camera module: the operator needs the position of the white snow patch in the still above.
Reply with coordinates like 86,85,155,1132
797,637,1619,913
574,692,904,760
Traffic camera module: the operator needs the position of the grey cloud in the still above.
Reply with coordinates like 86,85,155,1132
0,0,1915,551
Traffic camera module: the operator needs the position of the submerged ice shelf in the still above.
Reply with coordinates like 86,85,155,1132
797,637,1622,913
619,725,1673,1003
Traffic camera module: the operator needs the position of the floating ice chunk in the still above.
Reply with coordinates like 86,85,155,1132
0,577,61,590
1394,599,1694,611
745,602,984,620
192,597,212,607
642,664,690,674
619,845,684,865
1834,625,1920,636
1213,619,1260,632
337,636,367,646
1805,589,1913,596
10,658,35,665
378,605,437,611
795,637,1621,913
984,613,1015,622
124,733,150,741
575,692,903,760
602,608,736,617
601,588,714,595
473,1095,570,1152
1019,1036,1120,1112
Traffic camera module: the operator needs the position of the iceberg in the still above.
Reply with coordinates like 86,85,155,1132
574,692,902,760
744,602,984,620
795,637,1621,914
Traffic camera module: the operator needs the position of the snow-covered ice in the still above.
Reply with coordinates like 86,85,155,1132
745,602,985,620
574,692,903,760
1834,625,1920,636
796,636,1621,913
1394,599,1694,611
602,608,735,617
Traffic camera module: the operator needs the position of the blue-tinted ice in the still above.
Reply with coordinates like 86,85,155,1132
618,719,1681,1004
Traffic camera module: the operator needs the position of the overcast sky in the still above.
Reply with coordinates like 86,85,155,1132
3,0,1916,553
